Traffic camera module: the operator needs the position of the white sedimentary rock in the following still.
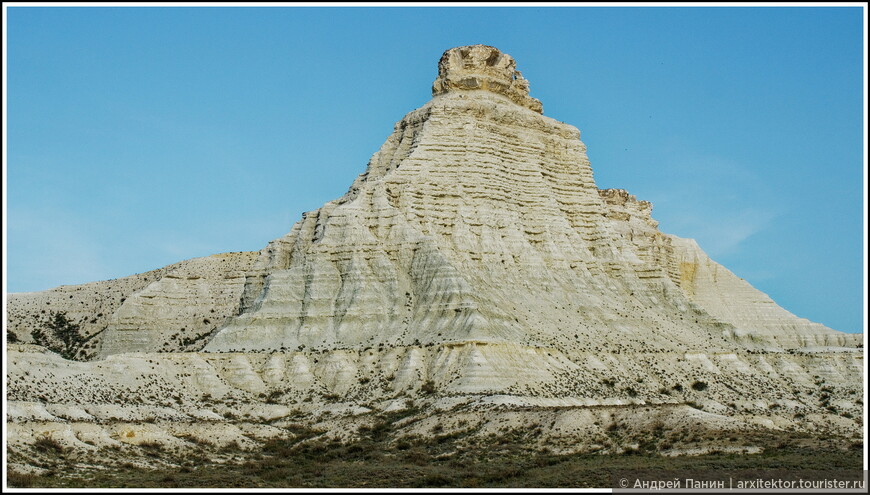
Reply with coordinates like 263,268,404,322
201,44,854,358
5,45,862,457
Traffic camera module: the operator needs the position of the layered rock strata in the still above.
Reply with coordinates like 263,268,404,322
199,45,854,358
5,45,863,463
6,340,862,458
7,252,257,356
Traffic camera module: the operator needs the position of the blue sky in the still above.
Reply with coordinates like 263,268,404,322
5,6,865,334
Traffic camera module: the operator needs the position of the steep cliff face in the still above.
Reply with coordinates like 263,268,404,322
201,45,853,358
5,46,862,464
7,45,852,359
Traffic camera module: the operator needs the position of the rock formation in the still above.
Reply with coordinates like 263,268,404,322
5,45,863,476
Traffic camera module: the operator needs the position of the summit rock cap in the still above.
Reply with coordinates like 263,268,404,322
432,45,543,114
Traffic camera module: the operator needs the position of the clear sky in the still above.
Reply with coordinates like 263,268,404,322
4,5,866,334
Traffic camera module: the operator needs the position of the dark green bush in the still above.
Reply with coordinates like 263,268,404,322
31,311,93,360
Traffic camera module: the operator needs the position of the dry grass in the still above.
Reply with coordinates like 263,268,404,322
6,429,863,489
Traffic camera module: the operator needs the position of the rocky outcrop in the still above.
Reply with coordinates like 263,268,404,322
99,252,257,355
5,46,862,466
6,252,257,357
667,238,862,350
202,51,854,357
9,46,853,360
6,265,177,358
432,44,543,113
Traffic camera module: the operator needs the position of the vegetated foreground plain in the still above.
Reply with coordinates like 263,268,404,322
7,419,863,489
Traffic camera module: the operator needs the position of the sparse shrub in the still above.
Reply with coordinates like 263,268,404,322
403,446,430,465
31,311,92,360
691,381,708,391
33,436,65,454
7,471,35,488
139,440,163,450
413,474,452,487
369,420,393,442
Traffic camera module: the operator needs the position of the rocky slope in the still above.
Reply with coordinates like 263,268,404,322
5,45,863,473
7,252,258,357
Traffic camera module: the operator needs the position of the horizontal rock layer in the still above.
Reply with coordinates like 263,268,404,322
202,89,855,358
6,343,862,454
5,46,862,462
